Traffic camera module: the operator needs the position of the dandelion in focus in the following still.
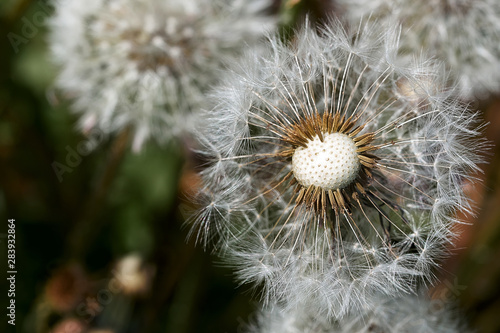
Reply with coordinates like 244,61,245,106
193,19,485,317
49,0,275,151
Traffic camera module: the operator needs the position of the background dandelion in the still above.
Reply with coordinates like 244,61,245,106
337,0,500,101
49,0,275,151
246,292,472,333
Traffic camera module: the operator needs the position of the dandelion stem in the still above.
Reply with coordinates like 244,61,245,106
67,128,130,259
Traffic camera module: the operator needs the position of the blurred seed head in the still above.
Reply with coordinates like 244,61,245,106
49,0,276,151
246,293,472,333
338,0,500,101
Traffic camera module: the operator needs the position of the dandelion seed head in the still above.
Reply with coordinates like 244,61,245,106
338,0,500,100
49,0,275,150
193,18,485,318
246,293,473,333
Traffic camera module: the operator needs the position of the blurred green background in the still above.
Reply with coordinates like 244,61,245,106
1,0,500,333
0,1,259,332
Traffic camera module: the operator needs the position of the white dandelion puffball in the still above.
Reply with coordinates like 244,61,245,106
49,0,275,151
192,19,485,319
246,294,472,333
338,0,500,100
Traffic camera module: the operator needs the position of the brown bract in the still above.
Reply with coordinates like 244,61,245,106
260,109,378,217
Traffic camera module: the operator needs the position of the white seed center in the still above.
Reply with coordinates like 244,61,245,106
292,132,361,190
